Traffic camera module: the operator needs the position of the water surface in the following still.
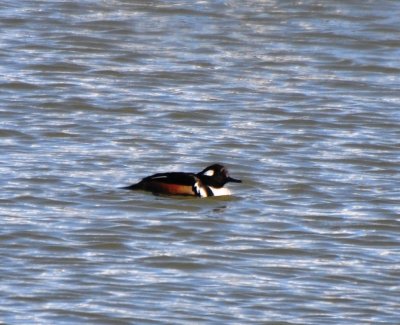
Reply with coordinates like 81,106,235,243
1,1,400,324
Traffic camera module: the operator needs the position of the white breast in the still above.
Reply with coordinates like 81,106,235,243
209,186,231,196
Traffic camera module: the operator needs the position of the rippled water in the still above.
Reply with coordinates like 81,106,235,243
1,1,400,324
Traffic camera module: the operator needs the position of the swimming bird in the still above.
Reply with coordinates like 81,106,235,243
122,164,241,197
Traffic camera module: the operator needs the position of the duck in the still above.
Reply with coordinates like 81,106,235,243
122,163,241,197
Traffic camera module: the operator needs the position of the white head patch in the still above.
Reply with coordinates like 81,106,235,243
204,169,214,177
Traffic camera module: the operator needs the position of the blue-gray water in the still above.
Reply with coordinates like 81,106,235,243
1,1,400,324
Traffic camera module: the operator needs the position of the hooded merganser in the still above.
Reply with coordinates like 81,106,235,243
122,164,241,197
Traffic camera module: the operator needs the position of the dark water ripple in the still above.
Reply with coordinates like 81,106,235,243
1,1,400,324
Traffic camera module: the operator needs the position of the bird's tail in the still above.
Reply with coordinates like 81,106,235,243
121,182,142,190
